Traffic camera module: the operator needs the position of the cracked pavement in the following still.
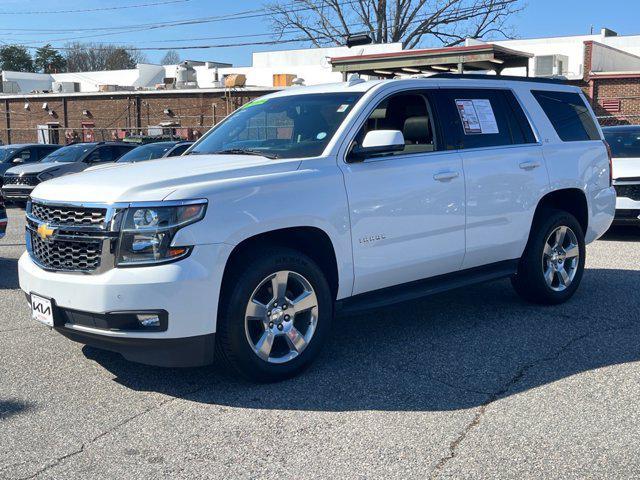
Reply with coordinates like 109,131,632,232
1,206,640,479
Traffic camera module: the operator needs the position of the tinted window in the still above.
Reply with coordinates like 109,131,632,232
0,148,18,162
431,89,529,150
18,149,32,161
167,143,192,156
42,144,92,163
532,90,600,142
117,143,174,163
87,146,116,163
190,93,363,159
355,91,436,157
604,128,640,158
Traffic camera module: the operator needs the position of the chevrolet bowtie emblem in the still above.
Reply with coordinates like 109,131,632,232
37,224,55,241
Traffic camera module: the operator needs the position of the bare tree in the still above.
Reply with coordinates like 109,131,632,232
64,42,148,72
161,50,181,65
266,0,523,49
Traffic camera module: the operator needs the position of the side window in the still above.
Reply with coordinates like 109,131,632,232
169,144,190,156
431,89,522,150
19,149,32,162
356,91,436,157
116,146,134,159
531,90,600,142
87,147,115,163
38,147,55,160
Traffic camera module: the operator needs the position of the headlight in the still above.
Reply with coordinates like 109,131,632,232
116,200,207,267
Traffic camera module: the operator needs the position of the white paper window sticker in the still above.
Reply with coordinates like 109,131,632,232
455,99,499,135
337,104,350,113
316,132,327,140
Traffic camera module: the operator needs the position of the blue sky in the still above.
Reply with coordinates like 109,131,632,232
0,0,638,66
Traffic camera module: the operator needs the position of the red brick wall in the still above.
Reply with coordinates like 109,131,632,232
0,91,269,144
591,78,640,125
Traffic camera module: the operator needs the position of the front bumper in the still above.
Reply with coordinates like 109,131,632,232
2,185,34,201
19,243,233,367
613,191,640,225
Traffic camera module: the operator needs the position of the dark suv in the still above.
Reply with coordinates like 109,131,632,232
0,144,61,185
2,142,135,201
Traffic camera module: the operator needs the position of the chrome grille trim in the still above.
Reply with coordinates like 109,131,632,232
26,199,125,274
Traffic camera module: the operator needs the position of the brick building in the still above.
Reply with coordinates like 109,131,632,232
0,87,275,145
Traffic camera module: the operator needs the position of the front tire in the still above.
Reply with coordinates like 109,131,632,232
512,209,586,305
216,247,333,382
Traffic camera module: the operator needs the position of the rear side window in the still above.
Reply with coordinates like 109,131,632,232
430,89,536,150
532,90,600,142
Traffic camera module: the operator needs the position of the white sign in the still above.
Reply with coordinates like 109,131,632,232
455,99,499,135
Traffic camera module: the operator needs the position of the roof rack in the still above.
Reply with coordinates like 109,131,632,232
429,73,568,85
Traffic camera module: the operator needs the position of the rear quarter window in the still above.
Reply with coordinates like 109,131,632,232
532,90,600,142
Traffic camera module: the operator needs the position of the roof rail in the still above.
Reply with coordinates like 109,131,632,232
429,73,569,85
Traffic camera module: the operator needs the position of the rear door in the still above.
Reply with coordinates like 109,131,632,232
340,88,466,295
432,88,547,269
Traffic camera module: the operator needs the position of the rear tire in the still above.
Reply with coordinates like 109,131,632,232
216,247,333,382
511,209,585,305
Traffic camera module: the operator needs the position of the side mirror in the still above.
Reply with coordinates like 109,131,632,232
349,130,405,161
12,158,24,165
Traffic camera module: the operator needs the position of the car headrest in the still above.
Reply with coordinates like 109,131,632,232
403,116,431,144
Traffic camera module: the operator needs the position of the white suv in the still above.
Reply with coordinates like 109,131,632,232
18,75,615,381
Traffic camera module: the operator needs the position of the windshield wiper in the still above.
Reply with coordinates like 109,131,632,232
213,148,279,159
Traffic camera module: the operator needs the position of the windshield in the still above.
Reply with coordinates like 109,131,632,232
604,129,640,158
117,143,174,163
0,148,18,162
42,144,92,163
188,92,363,159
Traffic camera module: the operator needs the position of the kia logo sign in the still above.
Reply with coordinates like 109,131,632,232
33,303,51,316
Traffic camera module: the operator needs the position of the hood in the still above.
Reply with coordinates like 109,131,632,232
31,154,301,203
4,162,61,176
612,157,640,180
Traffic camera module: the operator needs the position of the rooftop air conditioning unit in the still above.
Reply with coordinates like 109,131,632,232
52,81,80,93
534,54,569,78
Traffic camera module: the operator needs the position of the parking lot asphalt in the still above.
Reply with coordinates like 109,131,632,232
1,206,640,479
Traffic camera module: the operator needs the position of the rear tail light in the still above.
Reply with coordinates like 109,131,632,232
603,140,613,187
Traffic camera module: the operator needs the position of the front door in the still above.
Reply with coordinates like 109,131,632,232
340,90,466,295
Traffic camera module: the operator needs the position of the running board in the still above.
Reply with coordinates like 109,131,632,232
336,259,519,315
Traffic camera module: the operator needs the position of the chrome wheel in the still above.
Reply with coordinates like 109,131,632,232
244,270,319,364
542,226,580,292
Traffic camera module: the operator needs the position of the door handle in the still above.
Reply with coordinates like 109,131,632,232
519,161,541,170
433,171,460,182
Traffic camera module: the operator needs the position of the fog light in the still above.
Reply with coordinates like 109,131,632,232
137,314,161,328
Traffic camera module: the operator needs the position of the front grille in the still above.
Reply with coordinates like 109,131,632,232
31,203,107,227
3,175,39,186
615,184,640,201
27,201,116,273
30,233,102,271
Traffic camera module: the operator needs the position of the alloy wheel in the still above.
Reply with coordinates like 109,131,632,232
542,226,580,292
244,270,319,364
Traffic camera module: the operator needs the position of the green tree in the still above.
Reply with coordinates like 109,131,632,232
104,48,137,70
34,44,67,73
0,45,34,72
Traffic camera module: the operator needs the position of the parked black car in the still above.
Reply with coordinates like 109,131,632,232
2,142,136,201
0,144,61,186
115,141,194,164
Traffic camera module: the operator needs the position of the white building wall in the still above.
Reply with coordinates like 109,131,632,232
496,30,640,79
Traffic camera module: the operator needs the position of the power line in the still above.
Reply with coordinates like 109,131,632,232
0,0,191,15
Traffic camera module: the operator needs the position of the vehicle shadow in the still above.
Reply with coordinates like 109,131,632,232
0,400,34,420
0,257,19,290
601,225,640,242
84,267,640,412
